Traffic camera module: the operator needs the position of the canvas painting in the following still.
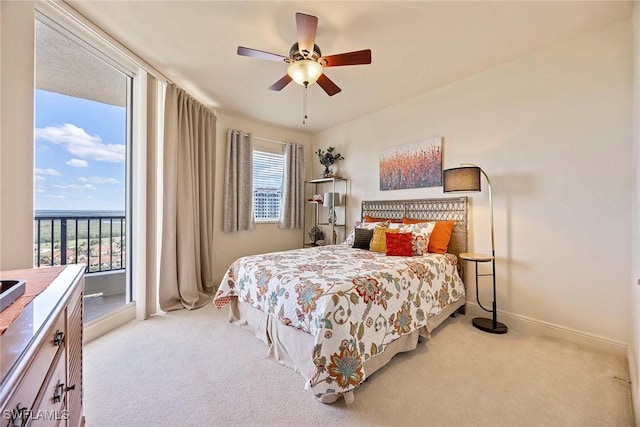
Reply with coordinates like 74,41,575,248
379,137,442,190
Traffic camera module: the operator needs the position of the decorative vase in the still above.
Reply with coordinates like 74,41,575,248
329,164,338,177
328,207,336,224
322,164,331,178
308,226,324,245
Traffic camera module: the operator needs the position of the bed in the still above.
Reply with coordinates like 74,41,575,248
214,197,468,404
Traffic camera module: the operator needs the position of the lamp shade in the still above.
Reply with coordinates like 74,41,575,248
443,166,482,193
287,59,323,86
323,192,341,207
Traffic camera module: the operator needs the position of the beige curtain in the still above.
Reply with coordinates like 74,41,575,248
223,129,255,232
159,84,216,311
279,142,305,229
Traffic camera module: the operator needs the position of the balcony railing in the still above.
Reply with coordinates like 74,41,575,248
34,213,126,274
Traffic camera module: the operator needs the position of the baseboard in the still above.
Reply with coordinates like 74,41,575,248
84,303,136,344
628,346,640,425
464,302,628,357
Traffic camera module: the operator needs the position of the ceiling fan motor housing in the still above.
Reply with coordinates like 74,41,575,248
289,42,322,62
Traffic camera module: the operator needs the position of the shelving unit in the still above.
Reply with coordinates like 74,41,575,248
303,177,348,247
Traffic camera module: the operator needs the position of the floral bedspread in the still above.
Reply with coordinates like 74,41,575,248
214,244,465,399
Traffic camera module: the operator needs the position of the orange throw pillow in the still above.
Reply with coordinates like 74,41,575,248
365,215,401,223
385,232,413,256
428,221,455,254
402,217,424,225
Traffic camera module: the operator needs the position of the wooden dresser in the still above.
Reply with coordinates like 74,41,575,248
0,265,84,426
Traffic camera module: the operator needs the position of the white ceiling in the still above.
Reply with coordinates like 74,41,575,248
67,1,632,134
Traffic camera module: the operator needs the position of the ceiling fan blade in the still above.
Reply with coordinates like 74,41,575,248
268,75,293,91
296,13,318,55
317,73,341,96
237,46,290,63
321,49,372,67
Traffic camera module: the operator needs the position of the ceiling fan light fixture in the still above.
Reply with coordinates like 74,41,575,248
287,59,323,86
238,12,370,97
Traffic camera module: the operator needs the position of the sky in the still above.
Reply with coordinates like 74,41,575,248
34,89,126,212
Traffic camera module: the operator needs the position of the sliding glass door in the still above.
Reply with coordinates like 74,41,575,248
34,17,134,322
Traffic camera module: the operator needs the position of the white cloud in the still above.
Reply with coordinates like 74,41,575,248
66,159,89,168
35,123,125,163
35,168,61,176
52,183,96,190
35,175,47,182
79,176,120,184
46,195,66,199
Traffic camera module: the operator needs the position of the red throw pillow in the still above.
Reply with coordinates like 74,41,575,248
385,232,413,256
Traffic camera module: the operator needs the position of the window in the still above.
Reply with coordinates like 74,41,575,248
253,150,284,222
34,16,134,323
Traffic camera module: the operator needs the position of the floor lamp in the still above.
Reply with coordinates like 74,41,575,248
442,164,508,334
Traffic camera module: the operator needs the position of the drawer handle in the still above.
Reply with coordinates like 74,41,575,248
8,403,29,427
53,379,64,403
66,384,76,392
53,330,64,346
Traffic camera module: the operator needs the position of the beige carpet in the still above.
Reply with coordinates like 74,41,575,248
84,303,633,427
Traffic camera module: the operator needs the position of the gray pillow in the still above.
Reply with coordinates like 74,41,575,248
352,228,374,250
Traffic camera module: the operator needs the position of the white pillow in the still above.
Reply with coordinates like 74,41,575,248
399,222,436,255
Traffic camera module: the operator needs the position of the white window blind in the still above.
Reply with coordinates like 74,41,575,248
253,150,284,221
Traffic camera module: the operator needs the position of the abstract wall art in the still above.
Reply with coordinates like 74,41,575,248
379,136,442,190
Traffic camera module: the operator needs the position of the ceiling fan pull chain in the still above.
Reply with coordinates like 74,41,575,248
303,82,308,125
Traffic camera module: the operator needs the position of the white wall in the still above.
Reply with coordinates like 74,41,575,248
630,1,640,422
212,111,311,282
0,1,34,270
313,20,632,345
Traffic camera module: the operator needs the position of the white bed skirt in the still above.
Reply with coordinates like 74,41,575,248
228,296,465,404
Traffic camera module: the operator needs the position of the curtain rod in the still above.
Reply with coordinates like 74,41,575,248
252,135,287,146
230,130,287,146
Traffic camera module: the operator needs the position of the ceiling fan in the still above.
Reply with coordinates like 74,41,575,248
237,12,372,97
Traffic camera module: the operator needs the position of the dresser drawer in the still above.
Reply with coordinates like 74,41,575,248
31,351,67,426
1,312,65,427
38,312,67,387
2,379,36,427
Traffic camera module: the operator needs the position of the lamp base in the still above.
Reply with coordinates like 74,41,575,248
472,317,508,334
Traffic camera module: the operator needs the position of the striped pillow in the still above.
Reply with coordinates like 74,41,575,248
352,228,374,250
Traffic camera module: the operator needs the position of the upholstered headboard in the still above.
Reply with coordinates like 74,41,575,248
361,197,468,279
